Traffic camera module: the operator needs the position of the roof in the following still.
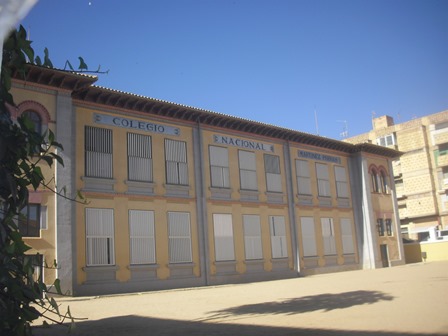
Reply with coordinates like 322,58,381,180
14,65,402,158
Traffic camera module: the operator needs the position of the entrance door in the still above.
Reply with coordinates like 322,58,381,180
380,244,389,268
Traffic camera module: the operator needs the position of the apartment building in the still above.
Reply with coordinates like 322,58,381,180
346,111,448,242
10,65,404,296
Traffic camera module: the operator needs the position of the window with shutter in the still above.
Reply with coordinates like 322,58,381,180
264,154,282,192
269,216,287,258
85,126,113,178
316,163,331,197
300,217,317,257
213,214,235,261
209,146,230,188
296,160,312,195
86,208,115,266
238,150,257,190
128,133,153,182
243,215,263,260
165,139,188,185
129,210,155,264
321,217,336,255
168,212,192,263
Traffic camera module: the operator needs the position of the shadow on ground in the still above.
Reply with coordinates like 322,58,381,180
33,315,441,336
205,290,394,320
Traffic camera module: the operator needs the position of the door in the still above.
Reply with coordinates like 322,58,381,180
380,244,389,268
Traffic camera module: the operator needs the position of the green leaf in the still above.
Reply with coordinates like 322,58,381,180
54,278,62,295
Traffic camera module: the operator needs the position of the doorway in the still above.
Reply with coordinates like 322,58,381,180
380,244,389,267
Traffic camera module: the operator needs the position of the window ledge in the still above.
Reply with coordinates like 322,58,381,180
239,189,259,201
81,176,115,193
210,187,232,200
164,184,190,197
265,191,285,204
125,180,156,195
82,265,119,272
128,264,159,271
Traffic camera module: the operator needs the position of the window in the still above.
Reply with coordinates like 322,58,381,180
165,139,188,185
86,208,115,266
300,217,317,257
340,218,355,254
128,133,153,182
269,216,287,258
213,214,235,261
438,143,448,156
296,160,312,195
376,134,396,147
168,212,192,263
264,154,282,192
321,218,336,255
316,163,331,197
385,219,393,236
209,146,230,188
243,215,263,260
23,110,42,134
239,150,257,190
370,167,380,193
85,126,113,178
19,204,41,237
129,210,155,265
380,170,389,194
377,219,385,236
334,166,348,198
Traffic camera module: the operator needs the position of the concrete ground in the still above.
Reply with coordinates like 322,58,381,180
33,261,448,336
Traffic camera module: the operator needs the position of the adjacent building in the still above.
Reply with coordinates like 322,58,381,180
346,112,448,242
10,65,404,296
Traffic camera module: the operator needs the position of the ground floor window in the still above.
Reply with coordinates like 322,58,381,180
213,214,235,261
301,217,317,256
129,210,156,265
269,216,287,258
243,215,263,260
168,212,192,263
86,208,115,266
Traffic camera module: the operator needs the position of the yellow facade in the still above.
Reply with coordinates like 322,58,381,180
10,65,405,296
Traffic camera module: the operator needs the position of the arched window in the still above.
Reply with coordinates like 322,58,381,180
23,110,42,134
380,170,389,194
370,167,380,193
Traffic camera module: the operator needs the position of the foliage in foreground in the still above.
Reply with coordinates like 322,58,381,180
0,25,74,335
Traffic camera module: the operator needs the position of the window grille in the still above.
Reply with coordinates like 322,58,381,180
168,212,192,263
85,126,113,178
377,218,385,236
385,219,393,236
129,210,155,264
86,208,115,266
128,133,153,182
165,139,188,185
213,214,235,261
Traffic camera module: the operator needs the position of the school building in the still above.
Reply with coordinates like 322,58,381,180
10,65,405,296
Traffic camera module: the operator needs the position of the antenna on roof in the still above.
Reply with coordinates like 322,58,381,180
337,120,348,139
314,106,319,135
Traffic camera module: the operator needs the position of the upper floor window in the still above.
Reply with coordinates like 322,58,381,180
209,146,230,188
370,166,380,193
264,154,282,192
334,166,348,198
376,134,396,147
238,150,257,191
316,163,331,197
380,170,390,194
19,204,41,237
296,159,312,195
23,110,42,134
165,139,188,185
127,133,153,182
85,126,113,178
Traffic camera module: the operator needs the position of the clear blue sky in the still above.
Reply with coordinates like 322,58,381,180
20,0,448,139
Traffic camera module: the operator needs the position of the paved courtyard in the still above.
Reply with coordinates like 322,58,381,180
33,261,448,336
